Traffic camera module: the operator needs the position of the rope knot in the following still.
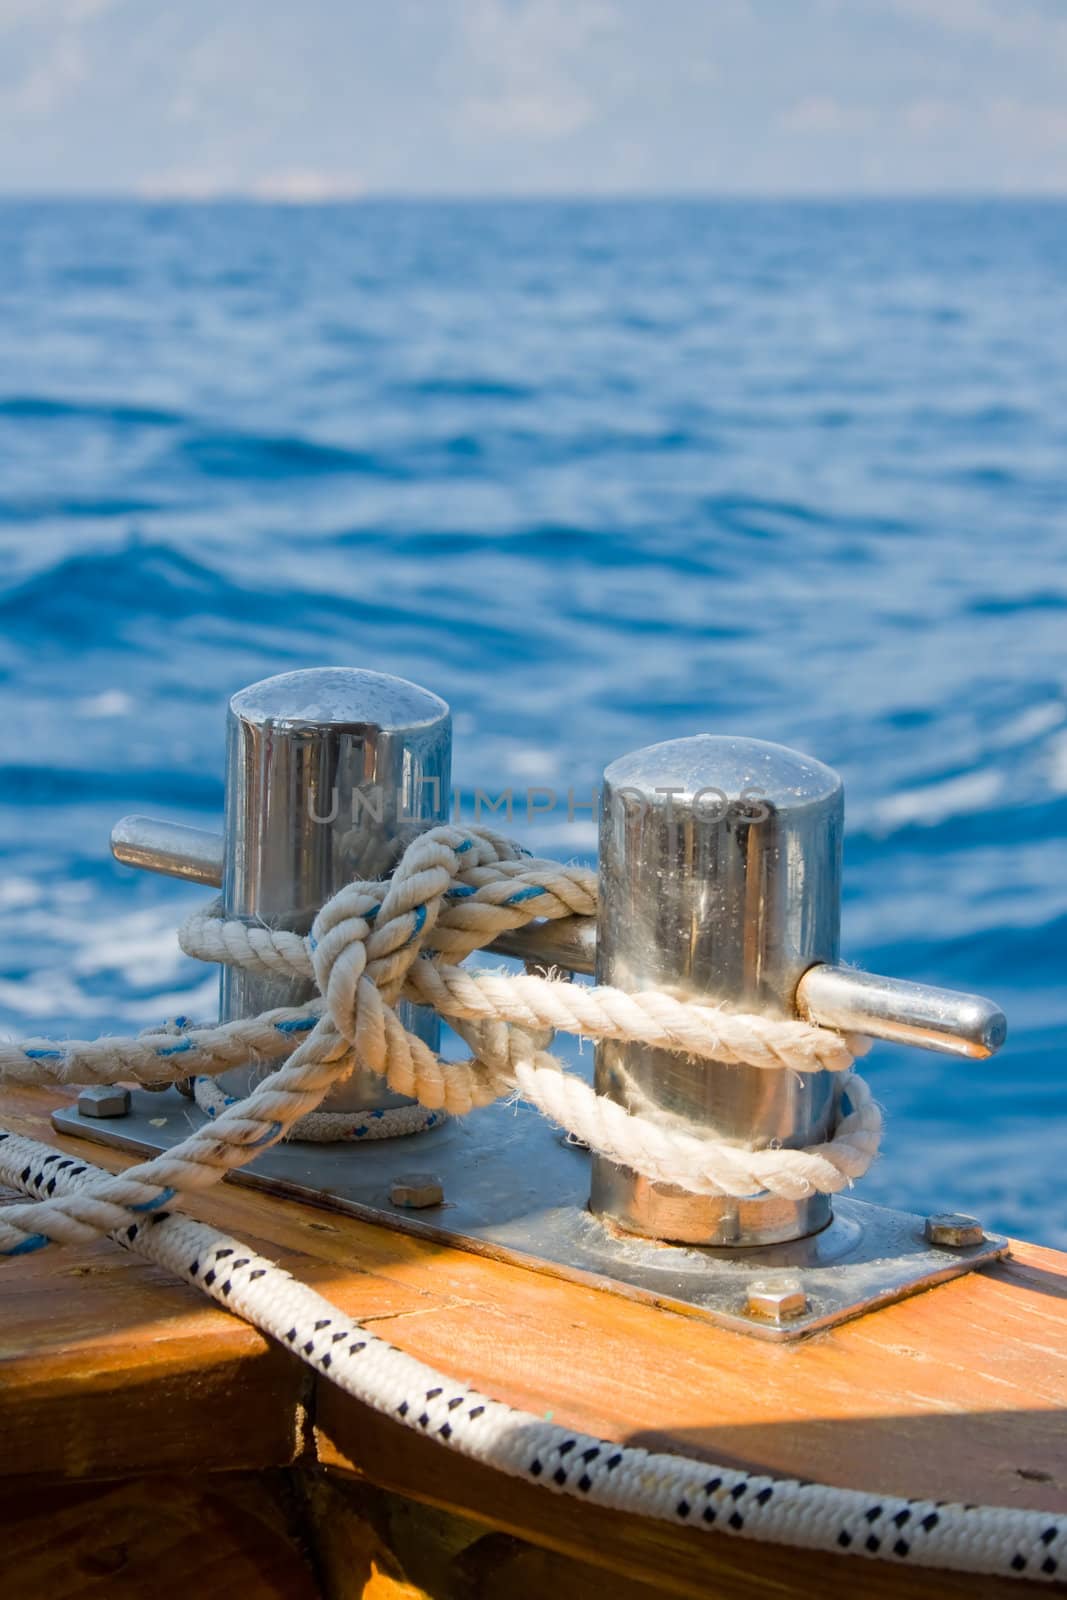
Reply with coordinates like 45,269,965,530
307,826,521,1046
0,822,882,1257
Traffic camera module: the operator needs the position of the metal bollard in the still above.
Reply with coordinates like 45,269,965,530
95,693,1013,1331
112,834,1005,1061
590,735,843,1247
217,667,451,1113
77,693,1012,1334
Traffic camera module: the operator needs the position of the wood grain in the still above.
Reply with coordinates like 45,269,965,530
314,1418,1040,1600
302,1472,685,1600
2,1081,1065,1597
0,1473,320,1598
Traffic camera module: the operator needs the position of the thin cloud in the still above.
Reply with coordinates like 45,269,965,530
451,0,616,141
2,0,1067,194
781,96,875,135
137,167,367,202
251,169,367,201
902,97,958,136
989,96,1067,146
7,32,86,116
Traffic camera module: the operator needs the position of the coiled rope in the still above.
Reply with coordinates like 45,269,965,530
0,824,1060,1582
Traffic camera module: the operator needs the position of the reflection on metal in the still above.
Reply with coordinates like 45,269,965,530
53,1089,1009,1342
924,1212,986,1248
744,1276,810,1324
111,815,223,886
590,736,843,1247
110,815,1007,1062
108,681,1011,1280
491,915,598,976
795,964,1007,1059
75,1084,131,1119
217,668,451,1112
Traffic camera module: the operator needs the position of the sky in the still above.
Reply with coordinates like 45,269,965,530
0,0,1065,197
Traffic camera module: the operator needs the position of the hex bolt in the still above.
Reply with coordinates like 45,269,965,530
390,1172,445,1209
925,1212,985,1248
744,1276,810,1323
77,1084,131,1119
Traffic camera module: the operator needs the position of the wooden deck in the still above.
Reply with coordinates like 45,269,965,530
1,1081,1065,1598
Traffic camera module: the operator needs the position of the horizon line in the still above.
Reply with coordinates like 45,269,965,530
1,188,1067,205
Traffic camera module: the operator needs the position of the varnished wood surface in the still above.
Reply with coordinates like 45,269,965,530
303,1474,708,1599
0,1473,321,1598
314,1427,1040,1600
1,1081,1065,1597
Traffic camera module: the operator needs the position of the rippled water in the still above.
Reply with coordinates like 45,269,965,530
1,199,1064,1243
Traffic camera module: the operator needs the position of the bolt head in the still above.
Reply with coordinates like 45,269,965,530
77,1084,131,1119
925,1212,985,1248
390,1172,444,1209
745,1276,809,1323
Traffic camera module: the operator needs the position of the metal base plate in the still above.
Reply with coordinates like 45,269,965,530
53,1091,1009,1341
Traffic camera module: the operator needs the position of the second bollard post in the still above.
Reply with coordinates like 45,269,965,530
590,734,844,1247
218,667,452,1115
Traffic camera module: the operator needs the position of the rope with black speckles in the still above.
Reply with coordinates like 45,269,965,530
0,1128,1060,1583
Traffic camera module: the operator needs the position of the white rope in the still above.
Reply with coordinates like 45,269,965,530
0,1003,321,1088
0,825,880,1257
178,898,863,1075
0,823,1058,1580
0,1129,1060,1584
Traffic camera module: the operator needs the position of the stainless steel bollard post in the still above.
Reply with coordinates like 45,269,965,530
218,667,451,1114
589,735,843,1247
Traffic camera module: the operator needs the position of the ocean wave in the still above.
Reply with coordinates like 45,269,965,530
180,428,408,481
0,542,230,633
968,592,1067,616
0,394,184,427
1,198,1065,1241
0,762,223,809
397,375,536,402
1,495,172,524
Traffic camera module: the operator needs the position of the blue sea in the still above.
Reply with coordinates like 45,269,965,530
0,199,1064,1244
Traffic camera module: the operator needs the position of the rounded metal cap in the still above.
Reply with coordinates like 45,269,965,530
592,733,844,1248
224,668,451,926
220,666,452,1116
229,667,450,739
603,733,841,817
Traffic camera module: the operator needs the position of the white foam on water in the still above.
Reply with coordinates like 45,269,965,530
122,973,220,1024
0,878,39,911
1044,729,1067,794
70,908,191,988
77,689,135,718
0,972,118,1022
505,747,562,780
873,768,1003,831
0,885,216,1032
990,700,1065,746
